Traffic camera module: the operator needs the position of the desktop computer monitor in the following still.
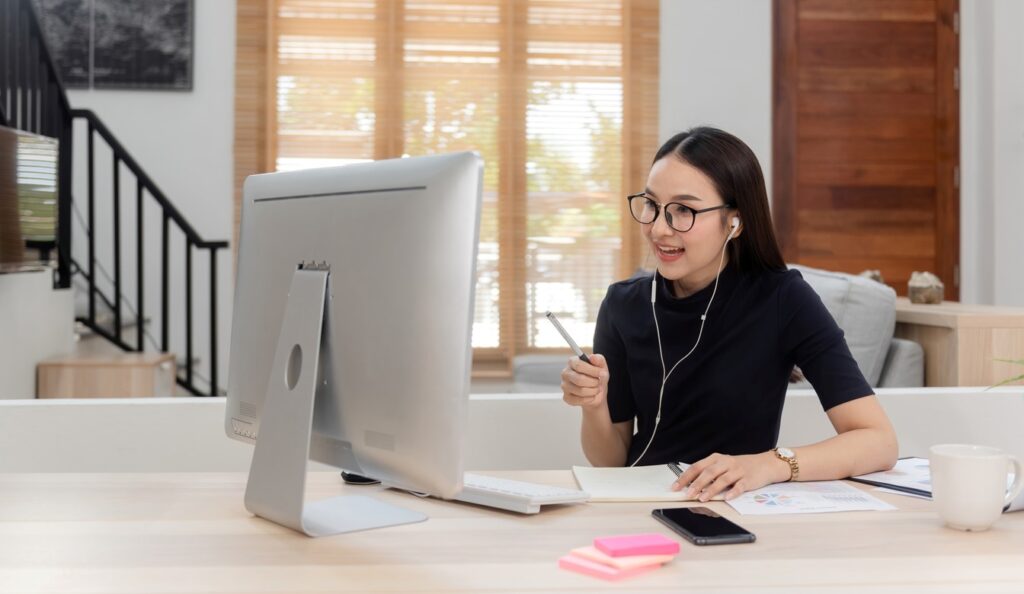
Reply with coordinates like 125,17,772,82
226,151,482,536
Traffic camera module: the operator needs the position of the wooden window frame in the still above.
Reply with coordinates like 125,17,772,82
234,0,658,377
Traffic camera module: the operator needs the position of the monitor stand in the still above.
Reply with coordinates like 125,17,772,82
243,266,428,537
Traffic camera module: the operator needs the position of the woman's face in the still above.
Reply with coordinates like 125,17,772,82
641,157,735,295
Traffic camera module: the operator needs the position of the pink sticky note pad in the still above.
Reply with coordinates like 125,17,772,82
594,533,680,557
558,553,660,581
571,546,674,570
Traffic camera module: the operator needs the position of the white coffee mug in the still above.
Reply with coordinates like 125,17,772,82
929,444,1024,531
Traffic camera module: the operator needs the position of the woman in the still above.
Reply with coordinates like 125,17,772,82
561,127,897,501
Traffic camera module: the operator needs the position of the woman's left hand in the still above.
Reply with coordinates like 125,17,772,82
671,452,789,501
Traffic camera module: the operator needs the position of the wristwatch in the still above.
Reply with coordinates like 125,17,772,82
772,447,800,482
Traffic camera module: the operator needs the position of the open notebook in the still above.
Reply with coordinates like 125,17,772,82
572,464,725,502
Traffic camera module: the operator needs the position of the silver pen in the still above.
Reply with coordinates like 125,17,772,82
545,311,591,364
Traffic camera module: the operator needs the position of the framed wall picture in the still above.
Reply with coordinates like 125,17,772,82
32,0,90,88
33,0,193,91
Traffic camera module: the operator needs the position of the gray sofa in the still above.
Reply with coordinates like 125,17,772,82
513,265,924,391
787,264,923,388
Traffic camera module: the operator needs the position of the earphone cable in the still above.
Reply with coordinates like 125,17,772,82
630,224,736,467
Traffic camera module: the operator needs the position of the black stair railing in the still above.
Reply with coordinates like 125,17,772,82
2,0,228,396
72,109,228,396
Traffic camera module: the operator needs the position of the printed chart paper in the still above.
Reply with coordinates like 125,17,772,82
727,481,896,515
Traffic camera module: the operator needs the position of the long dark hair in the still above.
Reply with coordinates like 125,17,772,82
653,127,785,273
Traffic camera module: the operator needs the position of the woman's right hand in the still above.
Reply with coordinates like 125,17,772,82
560,354,610,410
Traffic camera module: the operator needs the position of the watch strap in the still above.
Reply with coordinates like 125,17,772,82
773,447,800,482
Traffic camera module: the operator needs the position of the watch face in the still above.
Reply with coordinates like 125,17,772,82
777,447,794,459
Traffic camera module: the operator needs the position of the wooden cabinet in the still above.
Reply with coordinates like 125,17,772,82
37,353,176,398
895,298,1024,387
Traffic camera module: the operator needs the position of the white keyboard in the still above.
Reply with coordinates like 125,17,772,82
454,473,590,514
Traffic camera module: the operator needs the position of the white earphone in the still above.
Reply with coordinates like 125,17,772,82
631,216,740,466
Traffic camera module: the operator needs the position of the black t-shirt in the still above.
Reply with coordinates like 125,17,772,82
594,264,872,466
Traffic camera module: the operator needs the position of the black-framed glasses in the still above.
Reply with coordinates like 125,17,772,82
626,193,735,233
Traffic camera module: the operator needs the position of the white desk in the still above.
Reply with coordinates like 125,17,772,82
2,471,1023,593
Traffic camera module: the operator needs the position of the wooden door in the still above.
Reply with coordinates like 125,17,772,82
773,0,959,299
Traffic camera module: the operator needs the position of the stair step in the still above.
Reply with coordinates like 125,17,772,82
37,352,177,398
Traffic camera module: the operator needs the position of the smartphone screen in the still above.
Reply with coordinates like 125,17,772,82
652,507,756,545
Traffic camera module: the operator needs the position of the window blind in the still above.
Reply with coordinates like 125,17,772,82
258,0,658,372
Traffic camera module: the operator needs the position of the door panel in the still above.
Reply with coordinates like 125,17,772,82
773,0,959,298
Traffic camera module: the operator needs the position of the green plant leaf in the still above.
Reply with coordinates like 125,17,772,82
994,358,1024,366
988,374,1024,389
985,358,1024,389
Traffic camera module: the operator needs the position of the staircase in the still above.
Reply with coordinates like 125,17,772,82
1,0,227,396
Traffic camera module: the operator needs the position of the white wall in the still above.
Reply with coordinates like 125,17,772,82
0,270,74,398
959,0,995,305
989,1,1024,307
659,0,1024,306
658,0,773,196
65,0,236,390
961,0,1024,306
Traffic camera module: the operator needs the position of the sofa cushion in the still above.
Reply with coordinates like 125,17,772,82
788,264,896,387
513,354,566,387
877,338,924,388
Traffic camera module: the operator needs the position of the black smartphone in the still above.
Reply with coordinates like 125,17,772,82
652,506,756,546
